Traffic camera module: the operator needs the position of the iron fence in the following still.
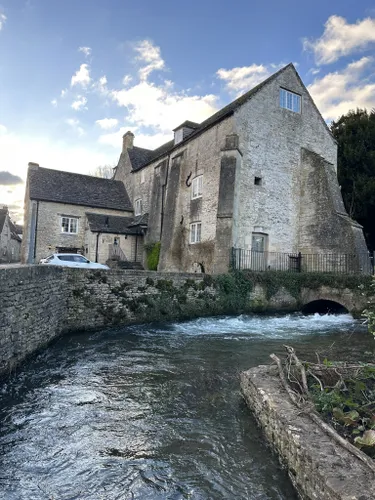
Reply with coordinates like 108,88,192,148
230,248,374,275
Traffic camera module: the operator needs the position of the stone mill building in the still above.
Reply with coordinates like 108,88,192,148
22,63,368,273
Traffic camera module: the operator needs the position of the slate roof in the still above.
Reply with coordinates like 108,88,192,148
129,213,149,227
0,208,7,233
172,120,200,131
127,64,293,172
29,166,132,211
0,208,22,241
86,213,142,235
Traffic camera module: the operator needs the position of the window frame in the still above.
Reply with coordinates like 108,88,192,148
279,88,301,113
134,198,142,216
190,222,202,244
191,175,203,200
60,216,78,234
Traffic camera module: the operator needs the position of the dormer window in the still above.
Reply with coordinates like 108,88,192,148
280,88,301,113
134,199,142,216
173,121,199,145
192,175,203,199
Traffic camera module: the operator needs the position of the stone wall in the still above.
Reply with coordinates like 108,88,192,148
0,267,370,377
240,365,375,499
0,266,218,377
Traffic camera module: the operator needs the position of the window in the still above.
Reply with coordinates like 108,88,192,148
254,176,262,186
61,217,78,234
190,222,201,244
134,198,142,216
280,88,301,113
141,170,145,184
192,175,203,199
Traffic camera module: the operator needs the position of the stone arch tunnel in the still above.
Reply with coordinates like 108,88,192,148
301,299,349,315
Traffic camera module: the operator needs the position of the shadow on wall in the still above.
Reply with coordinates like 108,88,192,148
301,300,349,315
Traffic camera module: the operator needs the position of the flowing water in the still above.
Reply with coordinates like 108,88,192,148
0,313,374,500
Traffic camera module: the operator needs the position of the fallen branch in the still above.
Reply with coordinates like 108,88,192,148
270,353,375,474
284,345,309,397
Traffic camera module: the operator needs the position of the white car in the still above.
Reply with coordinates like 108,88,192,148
40,253,109,269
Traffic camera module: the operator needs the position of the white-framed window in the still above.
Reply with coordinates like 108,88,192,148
190,222,201,244
61,217,78,234
140,170,145,184
280,88,301,113
134,198,142,216
192,175,203,199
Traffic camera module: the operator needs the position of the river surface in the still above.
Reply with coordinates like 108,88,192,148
1,313,374,500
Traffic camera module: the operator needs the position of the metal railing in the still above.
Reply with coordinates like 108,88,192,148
108,244,128,261
230,248,374,275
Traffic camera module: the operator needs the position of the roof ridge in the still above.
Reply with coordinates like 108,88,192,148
35,166,122,183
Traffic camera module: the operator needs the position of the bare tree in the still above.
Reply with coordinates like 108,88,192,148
89,164,115,179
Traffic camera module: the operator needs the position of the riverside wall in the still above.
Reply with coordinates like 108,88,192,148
240,366,375,500
0,266,370,377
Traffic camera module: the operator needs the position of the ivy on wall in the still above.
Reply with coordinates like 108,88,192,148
144,242,161,271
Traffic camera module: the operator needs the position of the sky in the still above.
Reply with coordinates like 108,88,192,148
1,0,375,223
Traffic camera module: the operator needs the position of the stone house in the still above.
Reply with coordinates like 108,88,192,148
114,63,368,274
21,164,144,265
0,206,22,263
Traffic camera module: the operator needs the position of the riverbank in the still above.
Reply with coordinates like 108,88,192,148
0,265,371,377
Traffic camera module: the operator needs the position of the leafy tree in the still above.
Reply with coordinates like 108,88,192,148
89,164,115,179
330,109,375,251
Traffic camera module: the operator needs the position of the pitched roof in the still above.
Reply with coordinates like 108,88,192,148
28,166,132,211
173,120,200,131
0,207,7,233
127,64,294,171
86,213,142,235
128,141,174,172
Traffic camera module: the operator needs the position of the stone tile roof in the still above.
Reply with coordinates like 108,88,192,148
127,64,293,171
86,213,141,235
0,208,7,233
129,213,149,227
172,120,200,131
29,166,132,211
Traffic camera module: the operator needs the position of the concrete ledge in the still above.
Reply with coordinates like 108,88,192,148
240,365,375,500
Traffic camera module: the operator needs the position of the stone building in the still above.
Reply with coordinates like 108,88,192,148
0,206,22,263
22,63,368,272
114,63,368,274
21,164,144,265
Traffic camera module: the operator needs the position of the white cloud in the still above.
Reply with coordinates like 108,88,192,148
99,127,171,150
66,118,85,136
96,118,119,130
217,63,284,96
78,46,92,57
0,124,7,135
308,56,375,121
303,15,375,65
71,95,88,111
93,75,108,96
0,13,6,31
61,88,68,98
111,80,217,133
71,63,91,87
134,40,165,81
123,75,133,86
51,99,57,107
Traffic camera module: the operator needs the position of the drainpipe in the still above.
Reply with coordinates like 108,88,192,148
95,232,101,262
33,201,39,263
160,155,170,241
134,235,138,262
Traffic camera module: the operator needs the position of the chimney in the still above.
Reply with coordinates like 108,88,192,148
122,131,134,152
28,162,39,170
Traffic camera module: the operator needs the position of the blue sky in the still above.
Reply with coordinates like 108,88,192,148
1,0,375,221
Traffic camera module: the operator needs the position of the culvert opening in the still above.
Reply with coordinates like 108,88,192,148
301,300,349,315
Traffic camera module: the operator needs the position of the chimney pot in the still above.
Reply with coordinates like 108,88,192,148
122,131,134,152
28,162,39,169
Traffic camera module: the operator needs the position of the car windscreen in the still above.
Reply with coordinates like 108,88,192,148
73,256,89,263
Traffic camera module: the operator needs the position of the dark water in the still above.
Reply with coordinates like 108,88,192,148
0,313,374,500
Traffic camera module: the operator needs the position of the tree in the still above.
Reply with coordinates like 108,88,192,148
89,164,115,179
331,108,375,251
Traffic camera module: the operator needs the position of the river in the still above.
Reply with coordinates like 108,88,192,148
0,313,374,499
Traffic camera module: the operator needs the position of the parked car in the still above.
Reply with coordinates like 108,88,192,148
39,253,109,269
